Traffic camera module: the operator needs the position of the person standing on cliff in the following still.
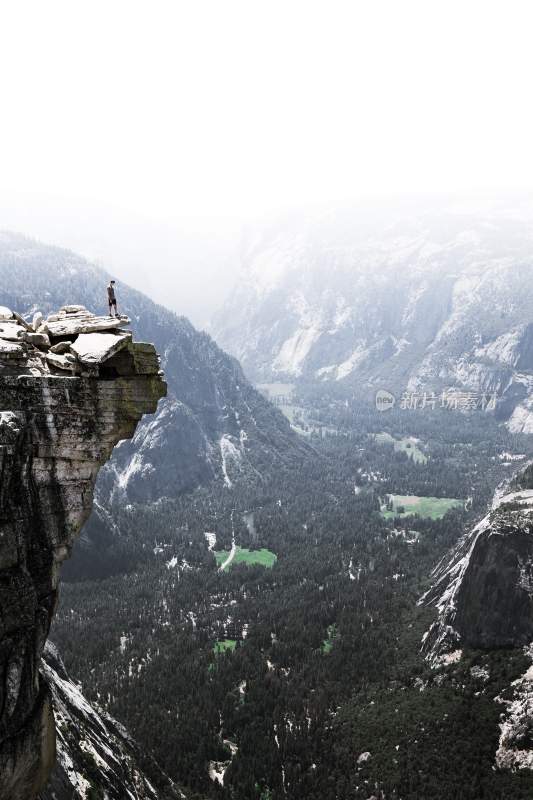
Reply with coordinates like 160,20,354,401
107,280,118,317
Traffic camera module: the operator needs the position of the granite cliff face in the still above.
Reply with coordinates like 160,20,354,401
0,304,165,799
420,470,533,771
421,484,533,663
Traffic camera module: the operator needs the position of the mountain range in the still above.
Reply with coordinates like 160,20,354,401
7,216,533,797
213,206,533,429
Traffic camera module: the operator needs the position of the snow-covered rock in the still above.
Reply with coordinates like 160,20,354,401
70,330,131,364
496,646,533,771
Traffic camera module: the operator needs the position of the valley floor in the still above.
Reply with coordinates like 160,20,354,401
52,397,533,800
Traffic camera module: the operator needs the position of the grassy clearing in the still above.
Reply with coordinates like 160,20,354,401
381,494,463,520
322,624,339,654
214,639,237,655
215,547,277,571
375,432,428,464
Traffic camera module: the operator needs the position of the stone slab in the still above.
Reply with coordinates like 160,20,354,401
70,332,131,364
0,322,25,342
46,316,130,338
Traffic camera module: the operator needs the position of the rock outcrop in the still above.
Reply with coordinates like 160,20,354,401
0,305,166,799
421,482,533,663
420,473,533,773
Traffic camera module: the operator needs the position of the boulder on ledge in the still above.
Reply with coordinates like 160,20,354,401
45,314,130,338
70,331,132,365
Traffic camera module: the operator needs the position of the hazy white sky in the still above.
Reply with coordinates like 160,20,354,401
0,0,532,321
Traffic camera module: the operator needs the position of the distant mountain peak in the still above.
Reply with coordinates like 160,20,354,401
213,211,533,426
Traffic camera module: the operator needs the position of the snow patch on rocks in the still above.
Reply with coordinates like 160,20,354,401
220,434,242,488
496,646,533,771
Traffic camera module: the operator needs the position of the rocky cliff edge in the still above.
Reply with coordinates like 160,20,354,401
0,304,166,799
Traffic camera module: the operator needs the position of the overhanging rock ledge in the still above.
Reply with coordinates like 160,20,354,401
0,305,166,800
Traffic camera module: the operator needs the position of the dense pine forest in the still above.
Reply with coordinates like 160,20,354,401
52,395,533,799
